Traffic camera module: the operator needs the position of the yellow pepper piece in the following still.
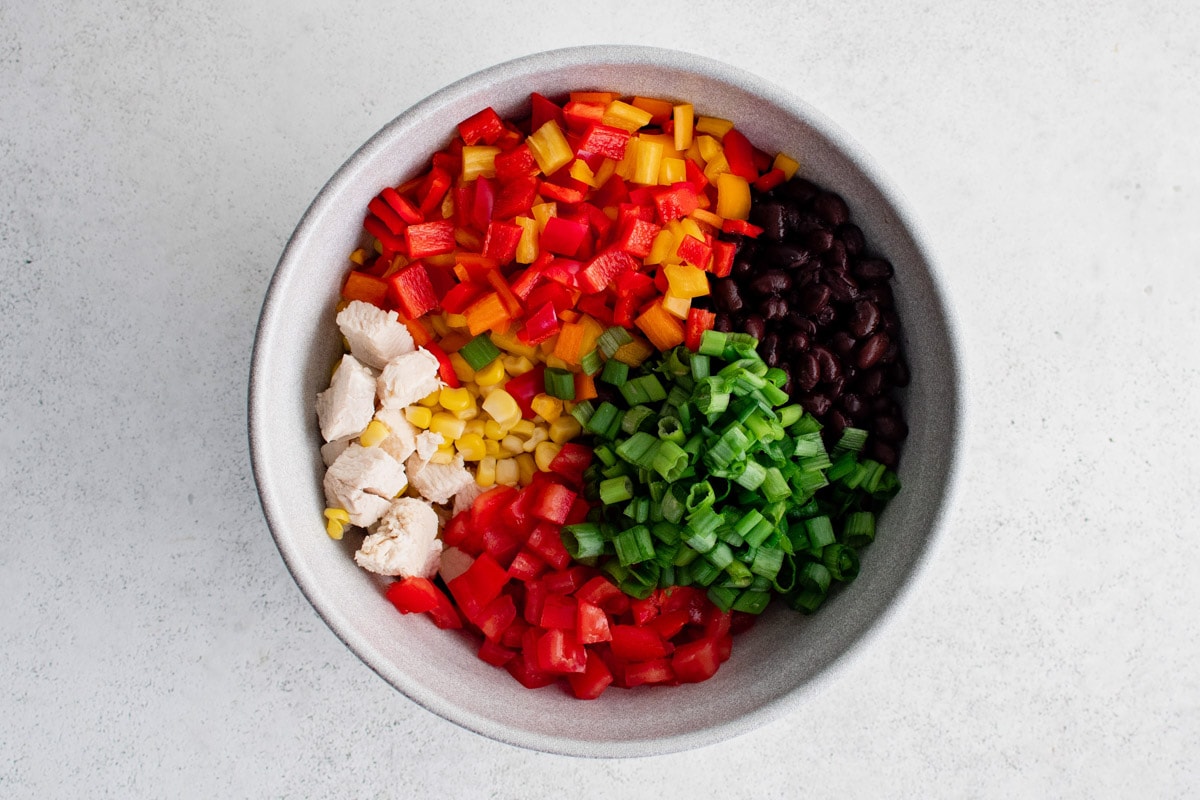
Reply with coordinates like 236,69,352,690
445,312,469,329
481,389,521,429
527,120,573,175
531,201,557,232
405,406,432,429
613,337,655,367
515,453,536,486
358,419,390,448
548,415,583,444
695,116,734,139
773,152,800,180
530,393,563,423
439,386,474,413
489,329,539,359
659,157,687,186
661,292,691,319
462,146,500,181
477,456,497,487
690,208,724,229
663,264,709,299
697,135,723,163
534,441,562,472
514,216,539,264
644,229,675,266
593,158,617,187
632,137,664,186
429,314,450,337
349,248,367,266
716,173,752,221
418,389,441,408
673,103,695,152
602,100,653,133
473,358,507,387
703,151,731,184
455,433,486,461
569,159,599,188
449,353,476,383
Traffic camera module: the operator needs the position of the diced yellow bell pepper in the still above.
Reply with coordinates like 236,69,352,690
501,354,535,376
602,100,653,133
461,146,500,181
703,152,730,184
659,157,687,186
569,159,599,187
349,248,367,266
489,329,539,359
527,120,573,175
613,336,655,367
632,138,664,186
773,152,800,180
531,201,557,232
690,208,724,229
445,313,469,329
449,352,476,383
695,116,734,139
631,95,673,120
514,216,539,264
716,173,752,221
661,292,692,320
663,263,709,299
644,229,674,266
673,103,695,152
697,135,723,163
593,158,617,187
405,406,432,429
358,419,390,448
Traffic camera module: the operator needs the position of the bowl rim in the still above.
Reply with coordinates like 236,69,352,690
249,44,967,758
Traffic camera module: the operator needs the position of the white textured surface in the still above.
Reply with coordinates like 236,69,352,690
2,1,1197,796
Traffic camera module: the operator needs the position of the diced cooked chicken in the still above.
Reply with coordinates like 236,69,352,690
372,407,418,464
452,480,485,517
323,444,408,527
315,354,378,442
438,546,473,583
354,497,442,578
414,431,443,461
377,349,442,410
335,300,415,370
406,453,474,505
320,436,353,467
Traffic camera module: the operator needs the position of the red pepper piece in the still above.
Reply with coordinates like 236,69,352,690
441,280,485,314
612,216,661,259
538,594,576,630
531,482,577,525
752,167,787,193
493,144,539,182
562,101,605,133
477,594,518,642
543,565,594,595
482,220,524,265
424,262,457,298
471,176,496,233
492,175,538,220
547,443,593,487
404,220,456,259
613,293,639,328
522,578,547,626
503,364,546,419
458,106,506,146
367,196,408,236
380,187,424,225
507,547,547,582
623,658,675,687
575,293,614,327
386,578,462,629
477,638,517,667
627,186,658,208
417,165,453,216
721,129,759,181
591,174,629,208
510,257,548,300
710,239,736,278
446,552,510,621
526,522,571,570
576,601,612,645
502,483,538,533
567,651,614,699
648,609,691,641
517,301,560,345
670,637,722,683
421,341,459,388
577,249,638,294
481,525,522,566
362,215,405,255
721,218,764,238
452,253,499,284
341,271,389,307
580,202,613,242
564,496,590,526
576,123,631,160
540,216,590,257
653,182,700,223
751,146,773,173
386,262,438,318
530,92,565,132
615,270,656,301
684,307,716,352
432,150,461,175
684,158,709,192
534,261,582,294
609,626,672,662
575,576,630,616
538,177,588,205
676,234,712,270
536,628,587,674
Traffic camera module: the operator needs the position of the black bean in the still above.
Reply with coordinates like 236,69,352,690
733,258,755,279
857,332,890,369
764,243,812,269
799,284,831,314
794,352,820,391
854,257,894,281
887,358,911,387
713,313,733,333
829,331,857,357
814,192,850,226
812,344,842,383
786,330,811,352
760,333,781,367
874,414,909,442
714,279,744,313
777,178,820,206
855,367,884,396
879,338,899,365
750,270,791,295
839,392,868,421
751,203,788,241
822,240,849,272
868,439,898,468
848,300,880,338
827,409,852,437
881,309,900,333
872,395,900,417
762,296,789,320
804,227,834,253
837,223,865,256
814,305,837,327
825,270,859,303
743,314,766,342
801,392,833,417
778,365,793,394
860,284,894,309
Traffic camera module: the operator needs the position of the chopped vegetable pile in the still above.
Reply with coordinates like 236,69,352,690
314,90,906,698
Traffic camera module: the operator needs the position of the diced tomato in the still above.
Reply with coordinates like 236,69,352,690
660,585,708,624
384,577,440,614
648,609,691,641
567,651,614,699
630,592,662,626
702,608,733,640
576,576,631,616
543,565,592,595
506,653,558,689
481,525,523,566
576,601,612,645
446,552,509,620
522,578,547,626
670,637,722,683
609,625,671,661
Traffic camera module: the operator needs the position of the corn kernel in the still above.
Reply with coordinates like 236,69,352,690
522,427,548,452
477,456,497,487
325,518,345,540
464,419,487,438
501,435,524,455
431,442,456,464
484,420,506,440
485,439,501,457
530,393,563,423
453,405,479,421
405,406,433,429
534,441,562,471
501,355,535,376
515,453,536,486
495,457,520,487
439,386,474,412
449,353,476,383
359,419,390,447
474,358,507,387
418,390,441,408
430,412,467,440
510,419,535,437
481,389,521,428
549,415,583,443
324,507,350,524
455,433,486,461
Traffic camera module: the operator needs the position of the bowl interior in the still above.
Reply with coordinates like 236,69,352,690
250,46,960,757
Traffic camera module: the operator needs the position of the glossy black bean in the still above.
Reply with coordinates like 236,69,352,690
743,314,767,342
714,279,744,313
794,352,820,391
778,365,793,394
839,392,868,421
762,296,788,320
829,331,857,357
881,309,900,333
777,178,820,206
713,313,733,333
879,338,899,365
799,284,831,314
760,333,781,367
764,243,812,269
814,304,837,327
801,392,833,417
750,270,791,295
868,439,898,468
837,223,865,256
812,345,842,383
822,241,849,273
853,257,894,282
857,332,890,369
733,258,755,279
871,395,900,417
751,203,788,241
814,192,850,227
827,409,852,437
804,227,834,253
855,367,884,396
825,270,859,303
874,414,909,442
860,284,894,309
786,330,811,352
848,300,880,338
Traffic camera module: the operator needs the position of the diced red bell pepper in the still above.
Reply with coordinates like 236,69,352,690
536,628,587,674
721,129,759,181
564,496,590,526
577,249,638,294
477,594,518,642
653,182,701,223
526,522,572,570
514,300,557,345
421,341,459,388
531,482,577,525
684,158,709,192
363,215,405,255
627,186,658,208
543,565,593,595
507,547,547,581
492,175,539,221
380,187,423,224
661,585,708,624
537,259,582,291
609,625,671,661
482,220,524,265
575,576,631,616
503,364,545,419
623,658,675,687
684,307,716,352
562,100,606,133
538,593,577,630
405,220,456,259
446,551,510,621
433,148,461,175
577,123,631,160
540,216,589,257
576,601,612,645
478,638,517,668
580,202,613,242
458,106,506,146
471,176,496,232
481,525,523,566
721,218,764,238
612,294,639,329
506,652,558,689
367,196,408,236
387,262,438,319
575,293,614,327
546,443,593,488
676,234,712,270
567,651,614,699
591,174,629,208
341,271,389,307
670,637,722,683
648,609,691,641
441,280,485,314
630,592,662,626
613,216,661,259
530,92,565,132
752,167,787,193
385,578,462,630
417,165,453,216
709,239,736,278
494,144,539,182
522,578,547,626
538,177,588,205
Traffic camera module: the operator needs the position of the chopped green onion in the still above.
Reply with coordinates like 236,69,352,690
697,329,729,357
750,547,784,580
599,357,629,386
614,525,655,566
580,348,603,376
707,585,739,612
599,476,634,505
761,467,790,502
597,326,633,358
585,401,620,435
561,523,606,559
621,404,655,434
615,431,660,469
805,515,836,551
651,439,689,481
569,400,595,426
843,511,876,547
657,416,685,444
458,333,501,370
731,589,771,614
821,543,861,581
834,427,869,454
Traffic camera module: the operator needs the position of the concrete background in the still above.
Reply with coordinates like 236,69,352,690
2,1,1197,796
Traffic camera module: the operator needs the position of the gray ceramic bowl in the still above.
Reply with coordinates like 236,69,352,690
249,45,963,757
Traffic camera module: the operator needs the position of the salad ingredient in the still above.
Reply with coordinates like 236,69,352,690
315,354,377,442
376,349,442,410
335,300,416,370
323,444,408,528
354,496,443,577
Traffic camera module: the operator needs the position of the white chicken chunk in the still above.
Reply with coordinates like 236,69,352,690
414,431,443,461
320,436,353,467
451,480,485,517
315,354,377,442
406,453,474,505
377,349,442,410
354,497,443,578
372,407,419,464
335,300,415,370
323,444,408,527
